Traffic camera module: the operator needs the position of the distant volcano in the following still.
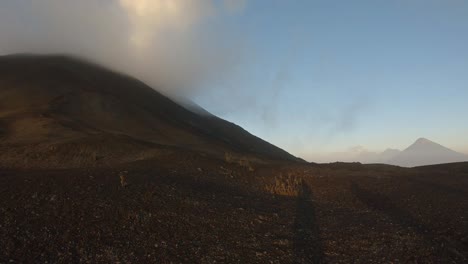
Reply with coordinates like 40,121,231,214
338,138,468,167
388,138,468,167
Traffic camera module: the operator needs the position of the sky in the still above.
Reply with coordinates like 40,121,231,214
1,0,468,162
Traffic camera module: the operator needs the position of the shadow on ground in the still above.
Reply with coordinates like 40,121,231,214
293,180,324,263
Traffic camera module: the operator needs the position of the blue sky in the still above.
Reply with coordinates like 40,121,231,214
194,0,468,160
1,0,467,161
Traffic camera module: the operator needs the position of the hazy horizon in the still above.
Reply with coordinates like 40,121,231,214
1,0,467,162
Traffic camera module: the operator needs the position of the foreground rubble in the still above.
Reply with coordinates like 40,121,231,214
1,156,467,263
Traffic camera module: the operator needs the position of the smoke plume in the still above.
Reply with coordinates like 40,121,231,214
0,0,246,98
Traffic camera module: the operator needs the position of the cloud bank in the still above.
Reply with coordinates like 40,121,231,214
0,0,246,97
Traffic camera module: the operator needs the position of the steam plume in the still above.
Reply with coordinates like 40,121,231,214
0,0,247,97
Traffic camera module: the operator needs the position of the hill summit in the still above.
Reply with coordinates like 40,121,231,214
0,54,298,168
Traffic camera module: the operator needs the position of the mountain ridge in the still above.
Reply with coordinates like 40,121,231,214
0,54,300,168
323,138,468,167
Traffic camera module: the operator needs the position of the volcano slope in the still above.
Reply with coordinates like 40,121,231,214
1,55,467,263
0,54,298,169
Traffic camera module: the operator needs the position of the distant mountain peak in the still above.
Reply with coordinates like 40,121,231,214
390,137,468,167
414,137,432,144
406,137,444,151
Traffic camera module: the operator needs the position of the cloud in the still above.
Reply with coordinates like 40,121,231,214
119,0,215,48
0,0,247,98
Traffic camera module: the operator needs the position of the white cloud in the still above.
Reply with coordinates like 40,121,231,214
0,0,248,98
119,0,215,48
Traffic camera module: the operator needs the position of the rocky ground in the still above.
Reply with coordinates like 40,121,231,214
0,154,467,263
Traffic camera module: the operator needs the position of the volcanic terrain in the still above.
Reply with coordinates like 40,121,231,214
0,55,467,263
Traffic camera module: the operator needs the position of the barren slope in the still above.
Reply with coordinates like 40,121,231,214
0,54,298,168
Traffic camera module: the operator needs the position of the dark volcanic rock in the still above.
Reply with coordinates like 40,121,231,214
0,54,299,168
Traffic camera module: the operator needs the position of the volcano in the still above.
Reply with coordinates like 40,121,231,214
0,54,298,168
388,138,468,167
